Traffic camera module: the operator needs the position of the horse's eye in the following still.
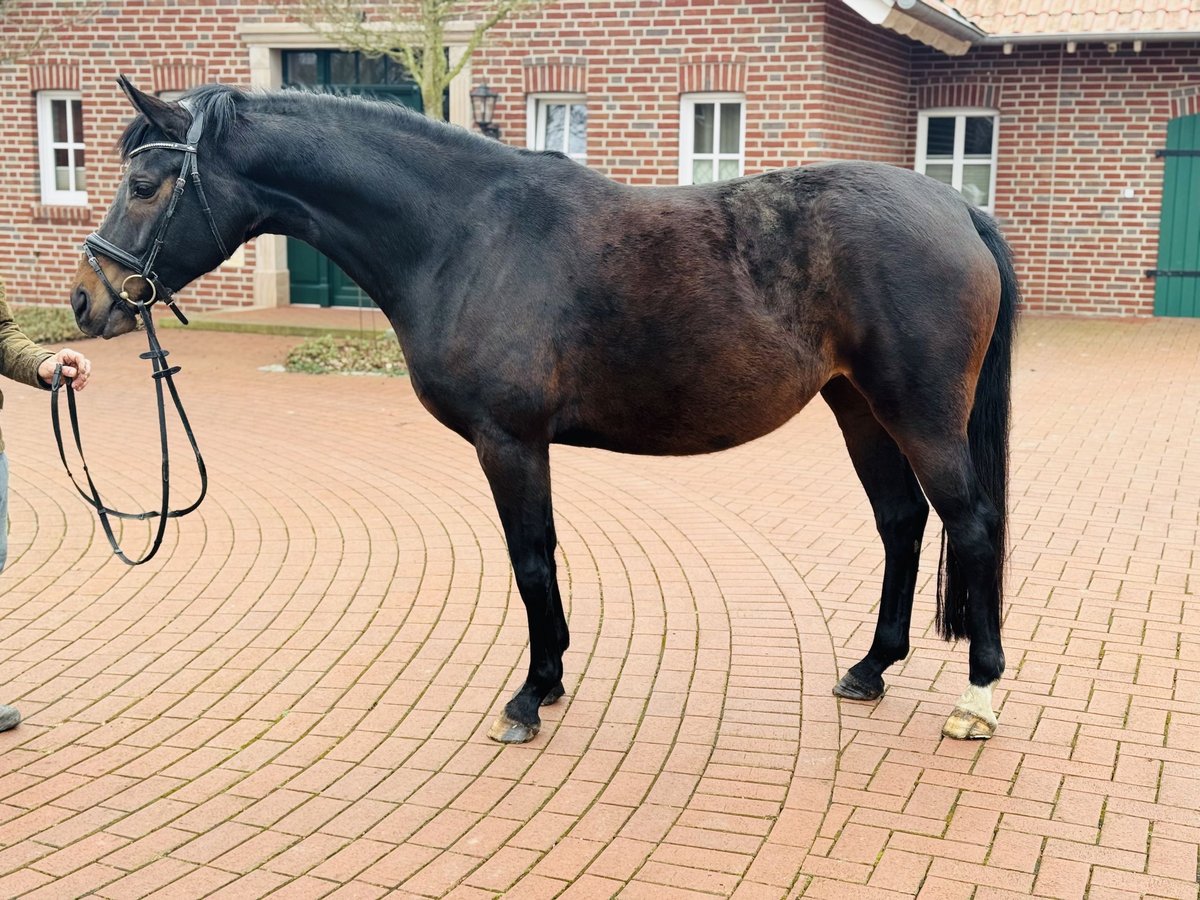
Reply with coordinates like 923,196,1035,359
131,182,157,200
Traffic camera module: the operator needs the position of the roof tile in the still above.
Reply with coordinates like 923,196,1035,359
945,0,1200,36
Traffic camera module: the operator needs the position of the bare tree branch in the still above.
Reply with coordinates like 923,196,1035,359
0,0,102,65
271,0,551,122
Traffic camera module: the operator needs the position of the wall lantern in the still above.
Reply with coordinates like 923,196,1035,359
470,83,501,140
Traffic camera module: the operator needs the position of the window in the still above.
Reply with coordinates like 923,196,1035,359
36,91,87,205
916,109,999,212
158,90,188,102
527,94,587,162
680,94,744,185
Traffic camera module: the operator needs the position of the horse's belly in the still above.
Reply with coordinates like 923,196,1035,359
558,373,817,456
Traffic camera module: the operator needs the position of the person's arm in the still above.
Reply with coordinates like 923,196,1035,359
0,281,92,391
0,283,55,390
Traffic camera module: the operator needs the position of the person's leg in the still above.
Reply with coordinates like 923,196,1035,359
0,452,20,733
0,451,7,572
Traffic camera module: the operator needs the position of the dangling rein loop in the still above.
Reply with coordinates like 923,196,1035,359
50,302,207,565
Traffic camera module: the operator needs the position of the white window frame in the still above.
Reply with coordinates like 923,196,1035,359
526,93,588,163
679,92,746,186
915,108,999,213
36,90,88,206
158,90,188,102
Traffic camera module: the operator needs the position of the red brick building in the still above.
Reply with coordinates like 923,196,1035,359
3,1,1199,317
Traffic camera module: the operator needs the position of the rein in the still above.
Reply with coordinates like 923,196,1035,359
50,302,207,565
56,102,225,565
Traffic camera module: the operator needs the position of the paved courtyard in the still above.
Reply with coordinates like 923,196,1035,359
0,315,1196,899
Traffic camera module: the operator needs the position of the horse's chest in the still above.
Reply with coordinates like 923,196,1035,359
407,365,473,438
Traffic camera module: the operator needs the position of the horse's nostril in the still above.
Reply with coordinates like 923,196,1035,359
72,287,90,319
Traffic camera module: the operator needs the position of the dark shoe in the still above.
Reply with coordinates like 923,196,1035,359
0,705,20,732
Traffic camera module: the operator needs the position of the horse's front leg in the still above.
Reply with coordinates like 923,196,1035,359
476,434,568,744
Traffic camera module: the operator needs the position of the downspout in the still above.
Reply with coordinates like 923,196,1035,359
1043,44,1066,306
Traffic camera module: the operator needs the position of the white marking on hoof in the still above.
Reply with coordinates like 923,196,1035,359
942,681,999,740
487,714,539,744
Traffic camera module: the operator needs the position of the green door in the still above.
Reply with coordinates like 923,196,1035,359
1154,113,1200,317
282,50,425,307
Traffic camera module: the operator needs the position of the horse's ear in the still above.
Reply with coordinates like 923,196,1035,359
117,74,191,141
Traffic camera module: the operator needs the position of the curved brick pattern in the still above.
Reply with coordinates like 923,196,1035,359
0,315,1195,899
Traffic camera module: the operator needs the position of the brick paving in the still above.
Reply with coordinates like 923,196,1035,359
0,315,1196,899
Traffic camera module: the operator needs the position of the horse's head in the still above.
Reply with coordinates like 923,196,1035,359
71,77,250,338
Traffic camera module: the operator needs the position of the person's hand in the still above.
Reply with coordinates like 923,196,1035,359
39,349,93,391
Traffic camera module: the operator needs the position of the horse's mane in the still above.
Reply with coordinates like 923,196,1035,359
118,83,544,160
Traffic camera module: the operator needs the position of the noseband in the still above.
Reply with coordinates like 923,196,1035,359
55,104,223,565
82,105,231,325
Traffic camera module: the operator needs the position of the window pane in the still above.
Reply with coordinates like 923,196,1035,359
330,51,356,84
360,55,386,85
544,103,565,152
718,158,740,181
692,103,714,154
71,99,83,143
925,117,955,157
961,165,991,206
52,99,68,142
719,103,741,153
692,159,714,184
924,162,953,186
963,116,994,158
568,104,586,157
286,52,319,85
72,148,85,192
54,147,70,189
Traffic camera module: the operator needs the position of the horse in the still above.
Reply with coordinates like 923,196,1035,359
71,78,1018,745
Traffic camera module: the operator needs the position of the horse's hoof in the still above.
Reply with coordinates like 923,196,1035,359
942,708,997,740
833,671,885,702
487,714,539,744
541,682,565,707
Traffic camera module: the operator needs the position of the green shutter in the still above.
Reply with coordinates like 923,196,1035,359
1154,114,1200,317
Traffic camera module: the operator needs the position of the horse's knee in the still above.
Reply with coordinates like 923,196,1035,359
514,553,553,590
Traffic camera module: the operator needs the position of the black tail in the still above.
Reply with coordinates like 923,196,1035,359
937,206,1020,641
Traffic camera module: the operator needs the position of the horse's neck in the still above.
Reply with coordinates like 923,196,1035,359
247,102,503,322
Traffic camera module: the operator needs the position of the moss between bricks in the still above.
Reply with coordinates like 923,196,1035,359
285,333,407,377
11,305,88,344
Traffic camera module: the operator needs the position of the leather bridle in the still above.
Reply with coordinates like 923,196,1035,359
82,105,231,326
53,104,222,565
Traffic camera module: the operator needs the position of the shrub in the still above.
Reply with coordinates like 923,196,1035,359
10,305,88,344
285,333,407,376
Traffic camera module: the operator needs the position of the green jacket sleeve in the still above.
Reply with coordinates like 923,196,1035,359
0,280,55,390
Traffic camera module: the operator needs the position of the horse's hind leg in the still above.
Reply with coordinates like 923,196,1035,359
475,434,569,744
823,377,929,702
900,436,1004,739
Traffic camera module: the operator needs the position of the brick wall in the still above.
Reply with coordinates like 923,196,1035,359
478,0,831,184
913,41,1200,317
817,0,913,164
3,2,1197,317
0,4,285,311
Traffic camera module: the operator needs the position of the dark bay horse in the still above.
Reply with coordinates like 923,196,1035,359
71,80,1018,744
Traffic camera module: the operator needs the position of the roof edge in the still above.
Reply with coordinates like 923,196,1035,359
841,0,983,55
977,30,1200,45
841,0,1200,55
